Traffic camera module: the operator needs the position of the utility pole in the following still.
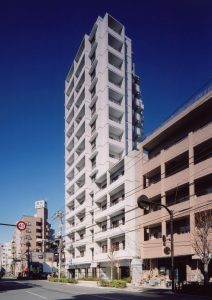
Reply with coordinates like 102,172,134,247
137,195,175,292
26,241,31,279
52,210,64,279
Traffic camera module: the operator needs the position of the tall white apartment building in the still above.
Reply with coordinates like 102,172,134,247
1,242,13,273
64,13,144,281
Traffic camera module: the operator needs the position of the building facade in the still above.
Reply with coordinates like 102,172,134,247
14,200,54,275
64,13,144,281
137,82,212,285
1,242,13,273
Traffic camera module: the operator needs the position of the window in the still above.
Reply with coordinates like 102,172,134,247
91,156,96,169
112,220,119,228
90,69,96,81
90,51,96,64
112,242,119,251
26,229,31,233
91,121,96,134
27,222,32,226
165,151,189,178
91,139,96,151
102,224,107,232
102,244,107,253
122,240,125,250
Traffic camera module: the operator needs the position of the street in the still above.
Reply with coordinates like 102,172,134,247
0,278,211,300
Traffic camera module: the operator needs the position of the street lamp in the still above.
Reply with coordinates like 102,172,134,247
137,195,175,292
26,241,31,279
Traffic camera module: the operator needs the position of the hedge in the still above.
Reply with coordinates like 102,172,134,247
98,279,127,288
48,277,78,284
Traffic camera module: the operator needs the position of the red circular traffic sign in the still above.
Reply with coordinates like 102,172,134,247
16,221,27,231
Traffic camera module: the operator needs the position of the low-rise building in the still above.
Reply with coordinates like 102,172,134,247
14,200,55,275
137,81,212,285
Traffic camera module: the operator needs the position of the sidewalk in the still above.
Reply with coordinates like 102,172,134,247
77,280,145,293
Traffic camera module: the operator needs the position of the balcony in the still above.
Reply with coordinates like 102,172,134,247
76,140,85,158
76,122,85,141
75,72,85,94
109,88,123,106
74,219,86,231
109,144,123,166
66,152,74,167
95,200,125,223
194,157,212,180
66,167,75,181
110,161,124,183
66,137,74,152
193,122,212,146
66,64,74,84
66,208,75,221
135,127,142,138
76,106,85,125
108,15,123,36
108,52,123,71
75,88,85,109
164,136,189,162
66,107,74,125
165,151,189,178
89,40,98,58
135,112,142,125
108,33,123,53
75,38,85,63
76,156,85,174
109,103,123,120
76,173,85,189
164,168,189,192
66,123,74,139
75,55,85,79
66,92,74,110
66,78,74,97
108,70,123,89
135,98,143,112
73,238,86,248
75,201,86,215
67,182,75,196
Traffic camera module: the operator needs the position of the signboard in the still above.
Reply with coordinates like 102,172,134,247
16,221,27,231
35,200,47,209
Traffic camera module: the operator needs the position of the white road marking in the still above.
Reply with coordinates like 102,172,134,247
25,290,48,299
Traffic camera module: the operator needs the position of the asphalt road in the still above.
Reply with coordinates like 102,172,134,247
0,278,210,300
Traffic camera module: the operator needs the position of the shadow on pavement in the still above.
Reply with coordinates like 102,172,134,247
0,278,40,293
54,289,174,300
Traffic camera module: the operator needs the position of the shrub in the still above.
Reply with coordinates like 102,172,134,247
123,276,132,283
98,279,126,288
80,276,98,281
48,277,78,284
98,279,110,287
109,280,127,288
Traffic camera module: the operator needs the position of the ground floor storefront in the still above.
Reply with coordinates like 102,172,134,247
141,255,212,287
66,259,131,281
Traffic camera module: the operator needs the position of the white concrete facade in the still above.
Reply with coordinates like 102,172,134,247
64,13,143,280
1,242,13,273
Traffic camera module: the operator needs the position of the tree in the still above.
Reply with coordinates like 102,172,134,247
191,209,212,285
107,243,120,280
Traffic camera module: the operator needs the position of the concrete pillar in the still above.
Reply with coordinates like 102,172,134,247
131,258,143,286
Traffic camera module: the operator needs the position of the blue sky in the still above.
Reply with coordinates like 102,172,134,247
0,0,211,243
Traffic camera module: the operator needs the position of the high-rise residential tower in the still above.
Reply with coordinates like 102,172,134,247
64,13,144,281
